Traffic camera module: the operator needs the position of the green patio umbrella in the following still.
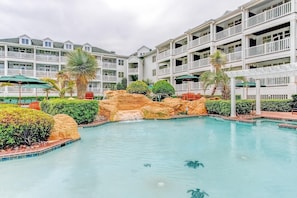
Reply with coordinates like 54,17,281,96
0,74,49,105
175,75,199,99
23,83,53,101
235,82,266,87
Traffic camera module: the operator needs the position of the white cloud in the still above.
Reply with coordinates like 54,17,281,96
0,0,249,55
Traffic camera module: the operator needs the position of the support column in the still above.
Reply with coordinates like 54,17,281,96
255,79,261,115
230,77,236,117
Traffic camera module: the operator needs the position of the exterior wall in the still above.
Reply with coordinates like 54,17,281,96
0,38,128,97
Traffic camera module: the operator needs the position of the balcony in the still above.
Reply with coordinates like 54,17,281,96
190,58,210,70
128,68,138,73
61,56,68,63
36,54,59,62
7,51,34,60
260,76,290,86
215,24,242,41
95,74,101,81
246,37,290,57
174,64,188,73
189,34,211,49
0,69,4,75
173,45,188,56
35,70,57,78
0,51,4,58
157,49,170,60
158,67,170,75
102,75,117,82
226,51,242,62
102,62,117,70
175,82,201,92
7,69,34,76
246,2,291,28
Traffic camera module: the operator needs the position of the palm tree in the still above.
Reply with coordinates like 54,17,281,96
202,50,228,96
209,50,227,72
65,48,98,99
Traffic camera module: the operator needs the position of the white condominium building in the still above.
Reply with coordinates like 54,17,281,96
0,34,128,97
1,0,296,100
138,0,295,99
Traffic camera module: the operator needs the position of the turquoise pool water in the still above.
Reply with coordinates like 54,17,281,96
0,117,297,198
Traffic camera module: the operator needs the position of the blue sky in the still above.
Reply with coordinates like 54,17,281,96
0,0,249,55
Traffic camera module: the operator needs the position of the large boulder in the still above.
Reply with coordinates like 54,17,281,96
99,91,207,121
49,114,80,141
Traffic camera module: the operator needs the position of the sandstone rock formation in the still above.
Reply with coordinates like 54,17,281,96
49,114,80,141
99,91,207,121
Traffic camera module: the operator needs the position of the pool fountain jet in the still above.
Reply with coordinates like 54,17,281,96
114,110,144,121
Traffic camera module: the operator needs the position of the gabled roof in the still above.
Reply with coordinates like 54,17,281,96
0,36,114,54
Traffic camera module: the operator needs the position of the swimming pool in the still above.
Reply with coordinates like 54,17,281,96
0,117,297,198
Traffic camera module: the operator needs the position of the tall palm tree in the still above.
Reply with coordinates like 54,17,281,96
66,48,98,99
207,50,228,95
209,50,227,72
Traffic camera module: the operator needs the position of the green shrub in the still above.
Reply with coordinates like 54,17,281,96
261,99,291,112
126,80,149,95
152,80,175,96
206,99,291,116
0,107,54,149
40,99,98,124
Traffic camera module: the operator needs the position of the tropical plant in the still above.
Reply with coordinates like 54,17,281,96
152,80,175,96
210,50,227,72
66,48,98,99
116,77,127,90
42,76,74,98
126,80,149,95
200,50,230,98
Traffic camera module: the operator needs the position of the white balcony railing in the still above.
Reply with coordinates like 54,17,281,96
157,49,171,60
7,51,34,60
215,24,242,40
128,68,138,73
175,82,202,92
35,70,57,78
102,62,117,69
246,37,290,57
260,76,290,86
0,51,4,58
226,51,242,62
0,69,4,75
190,58,210,69
247,2,291,28
7,69,34,76
158,67,170,75
102,75,117,82
60,56,68,63
174,64,188,73
87,87,101,93
95,74,101,81
173,45,188,56
189,34,211,49
36,54,59,62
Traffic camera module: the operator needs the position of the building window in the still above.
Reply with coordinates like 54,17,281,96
65,43,72,50
44,41,52,47
84,46,91,52
152,56,156,63
152,69,156,76
118,72,124,78
118,59,124,65
21,38,29,45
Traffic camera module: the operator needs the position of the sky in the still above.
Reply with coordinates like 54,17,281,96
0,0,250,56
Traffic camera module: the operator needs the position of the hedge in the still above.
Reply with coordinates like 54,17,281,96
40,99,98,124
